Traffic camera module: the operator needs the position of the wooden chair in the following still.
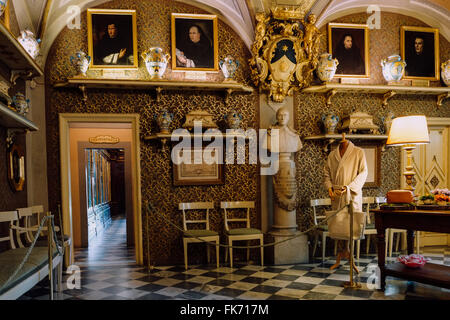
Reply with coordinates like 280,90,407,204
357,197,378,259
15,207,34,248
179,202,219,270
221,201,263,268
310,198,333,262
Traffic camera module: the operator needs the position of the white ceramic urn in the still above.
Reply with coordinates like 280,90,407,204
316,53,339,82
142,47,170,79
18,29,41,59
441,60,450,86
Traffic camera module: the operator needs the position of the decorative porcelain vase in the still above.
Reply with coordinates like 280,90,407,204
0,0,8,18
70,51,91,77
382,112,395,135
441,60,450,86
220,56,240,81
224,110,243,130
155,108,173,134
381,55,406,82
321,114,339,134
142,47,170,79
18,29,41,59
12,93,29,116
316,53,339,82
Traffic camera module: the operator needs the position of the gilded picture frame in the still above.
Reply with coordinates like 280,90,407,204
328,23,370,78
173,148,224,186
401,26,440,81
87,9,138,69
171,13,219,71
360,144,381,188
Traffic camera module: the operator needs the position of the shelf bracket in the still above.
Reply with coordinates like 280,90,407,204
6,128,27,148
323,138,336,153
10,70,33,86
437,92,449,107
79,85,88,102
155,87,163,103
225,88,234,105
325,89,337,106
382,90,396,107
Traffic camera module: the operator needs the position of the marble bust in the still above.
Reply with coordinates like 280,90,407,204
265,107,302,153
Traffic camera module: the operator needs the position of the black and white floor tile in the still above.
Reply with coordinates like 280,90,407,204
18,216,450,300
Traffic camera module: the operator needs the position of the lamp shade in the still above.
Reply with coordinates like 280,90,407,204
386,115,430,146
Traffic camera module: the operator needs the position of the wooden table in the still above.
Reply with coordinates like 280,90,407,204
372,208,450,291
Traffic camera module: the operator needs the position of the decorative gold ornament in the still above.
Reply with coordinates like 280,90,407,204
89,135,120,144
249,8,323,102
271,2,316,20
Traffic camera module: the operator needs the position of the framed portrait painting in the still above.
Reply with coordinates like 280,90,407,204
173,148,224,186
401,26,440,80
328,23,370,78
171,13,218,71
87,9,138,68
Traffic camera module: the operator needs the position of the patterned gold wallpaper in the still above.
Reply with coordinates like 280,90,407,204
45,0,257,265
45,1,450,265
297,12,450,235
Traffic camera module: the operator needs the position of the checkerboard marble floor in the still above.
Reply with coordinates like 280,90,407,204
18,217,450,300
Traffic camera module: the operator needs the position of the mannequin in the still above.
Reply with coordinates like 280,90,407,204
324,133,368,272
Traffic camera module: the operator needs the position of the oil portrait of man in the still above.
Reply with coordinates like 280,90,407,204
329,23,369,78
402,27,439,80
88,9,138,68
172,13,218,71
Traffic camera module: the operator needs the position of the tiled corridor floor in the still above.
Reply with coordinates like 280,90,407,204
19,216,450,300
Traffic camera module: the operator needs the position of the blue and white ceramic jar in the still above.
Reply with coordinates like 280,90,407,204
224,110,243,130
70,51,91,76
0,0,8,18
142,47,170,79
220,56,240,81
18,29,41,59
155,108,173,133
12,93,29,116
316,53,339,82
381,55,406,82
441,60,450,87
322,114,339,134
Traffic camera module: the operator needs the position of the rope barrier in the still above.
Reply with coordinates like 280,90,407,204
145,202,345,249
0,214,63,292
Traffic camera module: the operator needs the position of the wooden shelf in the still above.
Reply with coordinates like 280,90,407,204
302,83,450,107
144,131,252,141
0,102,38,131
304,134,388,152
0,23,44,81
53,78,254,104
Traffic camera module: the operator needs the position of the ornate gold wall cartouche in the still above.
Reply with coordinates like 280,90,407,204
249,9,322,102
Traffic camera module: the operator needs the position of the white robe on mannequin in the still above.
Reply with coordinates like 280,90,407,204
324,141,368,212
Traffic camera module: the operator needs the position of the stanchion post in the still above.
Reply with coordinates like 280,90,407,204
146,204,151,271
343,201,361,289
47,212,54,300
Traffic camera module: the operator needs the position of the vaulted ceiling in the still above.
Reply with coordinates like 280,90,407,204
10,0,450,67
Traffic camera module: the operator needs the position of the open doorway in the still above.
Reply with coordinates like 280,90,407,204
59,114,143,267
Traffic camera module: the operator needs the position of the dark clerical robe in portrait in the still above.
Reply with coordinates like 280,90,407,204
95,36,133,65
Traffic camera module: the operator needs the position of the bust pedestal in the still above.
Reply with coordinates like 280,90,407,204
267,153,309,264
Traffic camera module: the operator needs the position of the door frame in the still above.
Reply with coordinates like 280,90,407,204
400,117,450,189
59,113,143,266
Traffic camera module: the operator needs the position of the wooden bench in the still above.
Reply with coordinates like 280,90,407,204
0,210,63,300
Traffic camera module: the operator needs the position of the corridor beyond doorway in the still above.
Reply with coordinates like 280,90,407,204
75,215,135,267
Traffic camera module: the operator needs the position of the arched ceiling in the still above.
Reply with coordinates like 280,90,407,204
10,0,450,67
